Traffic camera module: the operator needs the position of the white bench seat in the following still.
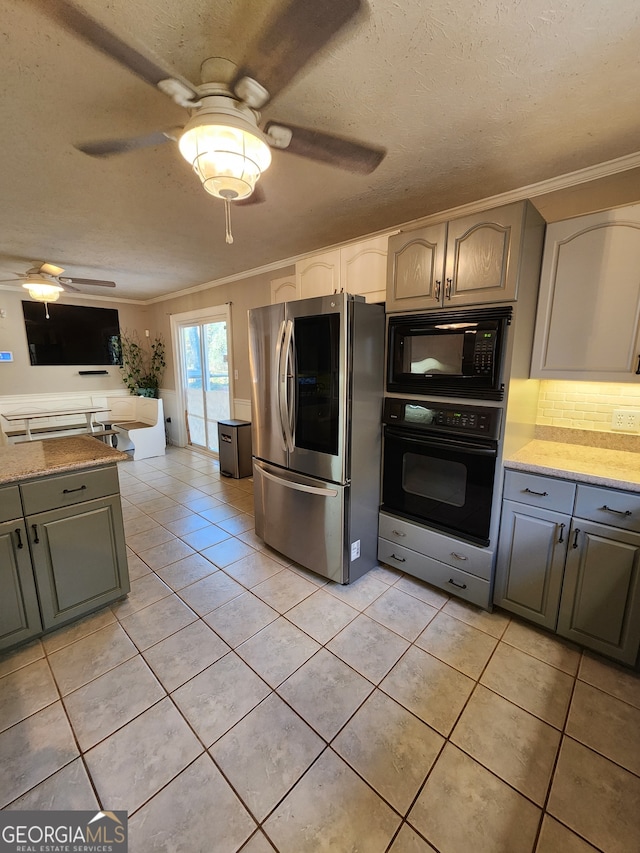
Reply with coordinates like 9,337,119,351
99,398,166,460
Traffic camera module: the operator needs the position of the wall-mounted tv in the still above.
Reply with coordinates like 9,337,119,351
22,301,122,366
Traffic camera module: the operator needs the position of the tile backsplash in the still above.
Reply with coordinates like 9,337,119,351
537,381,640,432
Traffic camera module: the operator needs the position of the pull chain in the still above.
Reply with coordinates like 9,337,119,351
44,301,51,320
224,198,234,245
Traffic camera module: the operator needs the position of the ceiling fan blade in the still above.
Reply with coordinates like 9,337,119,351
0,278,20,284
265,122,385,174
58,281,81,293
39,262,65,276
64,278,117,288
76,129,177,158
30,0,199,104
234,0,363,105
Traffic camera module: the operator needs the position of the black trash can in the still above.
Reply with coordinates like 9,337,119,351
217,419,252,478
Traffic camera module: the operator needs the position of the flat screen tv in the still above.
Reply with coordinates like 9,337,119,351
22,301,122,366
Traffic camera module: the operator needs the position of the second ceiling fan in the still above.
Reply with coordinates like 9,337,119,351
32,0,386,242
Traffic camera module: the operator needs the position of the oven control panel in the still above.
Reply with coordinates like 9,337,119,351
383,398,501,440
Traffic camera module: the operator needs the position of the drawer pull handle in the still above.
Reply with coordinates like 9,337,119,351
390,553,406,563
63,485,88,494
392,530,406,537
434,280,441,301
601,504,632,517
448,578,467,590
523,488,548,497
572,528,580,549
450,552,468,561
31,524,39,544
14,528,24,549
557,523,565,544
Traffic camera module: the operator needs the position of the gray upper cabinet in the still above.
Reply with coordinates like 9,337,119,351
386,201,540,312
531,202,640,381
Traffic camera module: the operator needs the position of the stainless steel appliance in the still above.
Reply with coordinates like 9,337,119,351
381,398,501,546
248,294,384,583
386,306,512,400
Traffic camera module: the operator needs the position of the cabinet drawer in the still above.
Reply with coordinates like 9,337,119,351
0,485,22,523
379,512,493,579
20,465,119,515
503,470,576,513
378,538,491,608
574,484,640,533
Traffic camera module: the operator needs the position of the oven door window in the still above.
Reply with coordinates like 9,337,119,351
403,453,466,506
383,429,496,545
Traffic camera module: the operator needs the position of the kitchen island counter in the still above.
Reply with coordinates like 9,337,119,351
0,434,128,485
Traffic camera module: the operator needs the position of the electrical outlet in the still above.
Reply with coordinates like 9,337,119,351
612,409,640,432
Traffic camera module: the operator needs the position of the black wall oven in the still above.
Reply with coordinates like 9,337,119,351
382,398,501,546
387,305,512,400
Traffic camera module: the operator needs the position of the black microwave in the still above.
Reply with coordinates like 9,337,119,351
387,306,512,400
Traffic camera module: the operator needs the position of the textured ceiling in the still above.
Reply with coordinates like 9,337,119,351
1,0,639,300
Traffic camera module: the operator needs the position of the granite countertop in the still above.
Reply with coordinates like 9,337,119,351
0,435,129,485
504,433,640,493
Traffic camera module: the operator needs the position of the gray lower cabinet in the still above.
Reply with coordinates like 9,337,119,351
0,518,42,650
495,501,569,630
495,470,640,665
557,519,640,663
0,466,129,651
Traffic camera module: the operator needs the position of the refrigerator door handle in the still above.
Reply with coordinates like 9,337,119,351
258,464,339,498
281,319,295,452
275,319,288,452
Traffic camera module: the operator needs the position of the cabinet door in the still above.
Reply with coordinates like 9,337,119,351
0,519,42,650
494,500,569,629
340,235,388,303
296,250,341,299
385,223,447,312
557,519,640,664
531,203,640,380
270,274,299,304
445,203,524,305
28,496,130,631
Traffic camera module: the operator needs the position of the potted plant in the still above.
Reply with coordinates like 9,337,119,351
117,330,166,397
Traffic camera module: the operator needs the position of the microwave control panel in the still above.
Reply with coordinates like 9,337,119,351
472,330,497,375
383,398,501,440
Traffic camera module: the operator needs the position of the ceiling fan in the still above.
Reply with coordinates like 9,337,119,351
0,262,116,314
30,0,386,242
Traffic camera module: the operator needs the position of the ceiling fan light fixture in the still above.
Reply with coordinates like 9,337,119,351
178,112,272,201
22,277,64,303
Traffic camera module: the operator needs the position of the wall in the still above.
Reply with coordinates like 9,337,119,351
0,289,150,396
537,380,640,432
148,265,294,400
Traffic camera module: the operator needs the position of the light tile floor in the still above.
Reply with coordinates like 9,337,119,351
2,446,640,852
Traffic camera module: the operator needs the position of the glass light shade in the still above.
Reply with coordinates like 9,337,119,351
22,280,63,302
178,117,272,200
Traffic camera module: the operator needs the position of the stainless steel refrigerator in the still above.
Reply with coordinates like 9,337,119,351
248,293,384,583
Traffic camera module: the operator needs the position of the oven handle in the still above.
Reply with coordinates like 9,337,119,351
384,426,498,457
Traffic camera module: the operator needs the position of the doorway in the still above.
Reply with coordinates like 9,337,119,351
171,305,233,454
